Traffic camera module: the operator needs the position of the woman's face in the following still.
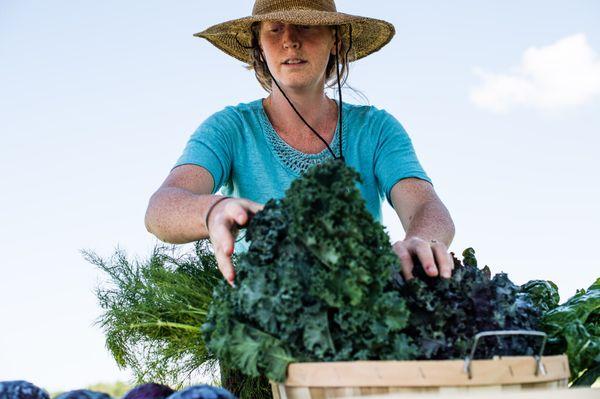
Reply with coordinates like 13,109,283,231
258,21,336,92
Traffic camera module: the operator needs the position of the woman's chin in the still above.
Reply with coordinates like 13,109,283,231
275,77,321,92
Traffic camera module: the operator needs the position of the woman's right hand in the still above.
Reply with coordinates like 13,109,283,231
206,197,264,286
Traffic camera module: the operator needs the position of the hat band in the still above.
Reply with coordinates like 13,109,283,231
253,0,336,15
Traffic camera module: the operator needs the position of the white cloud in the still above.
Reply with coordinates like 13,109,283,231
470,33,600,113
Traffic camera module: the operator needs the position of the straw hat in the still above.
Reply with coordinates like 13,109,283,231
194,0,395,64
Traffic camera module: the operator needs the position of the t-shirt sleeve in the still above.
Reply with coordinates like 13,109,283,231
173,108,237,194
373,109,432,205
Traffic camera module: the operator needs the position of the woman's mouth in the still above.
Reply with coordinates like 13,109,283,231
282,59,307,66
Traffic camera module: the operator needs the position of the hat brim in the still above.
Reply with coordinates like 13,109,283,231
194,10,395,64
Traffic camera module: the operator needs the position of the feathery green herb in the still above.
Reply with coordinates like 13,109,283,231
86,241,220,387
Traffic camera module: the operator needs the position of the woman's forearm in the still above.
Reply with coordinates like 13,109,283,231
144,187,220,243
403,200,455,247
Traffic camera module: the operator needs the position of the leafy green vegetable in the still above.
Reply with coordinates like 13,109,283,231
541,278,600,385
86,242,220,387
91,158,600,391
394,248,543,360
520,280,560,313
204,160,588,385
202,160,414,382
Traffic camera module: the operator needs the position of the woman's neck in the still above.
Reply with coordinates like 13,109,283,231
264,89,336,141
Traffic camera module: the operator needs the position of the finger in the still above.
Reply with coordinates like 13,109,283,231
226,202,252,227
233,207,249,227
232,201,264,227
211,220,235,255
240,201,264,225
414,242,438,277
210,224,236,285
215,250,235,287
245,200,264,214
431,243,452,278
393,242,415,280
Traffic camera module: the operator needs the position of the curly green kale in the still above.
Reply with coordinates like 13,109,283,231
393,248,543,360
202,159,599,387
202,160,414,382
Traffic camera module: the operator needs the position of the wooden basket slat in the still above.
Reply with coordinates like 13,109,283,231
284,355,569,387
271,355,571,398
336,388,598,399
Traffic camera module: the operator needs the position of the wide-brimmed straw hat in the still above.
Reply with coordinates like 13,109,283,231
195,0,395,64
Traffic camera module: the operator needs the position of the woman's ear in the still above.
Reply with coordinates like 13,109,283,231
330,27,341,55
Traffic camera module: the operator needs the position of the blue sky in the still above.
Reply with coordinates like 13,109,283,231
1,0,599,392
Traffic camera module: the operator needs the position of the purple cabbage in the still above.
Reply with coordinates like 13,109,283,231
122,383,175,399
166,385,236,399
0,381,49,399
54,390,111,399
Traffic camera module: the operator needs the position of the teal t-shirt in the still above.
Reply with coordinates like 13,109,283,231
175,99,431,222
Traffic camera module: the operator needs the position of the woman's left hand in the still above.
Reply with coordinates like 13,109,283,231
392,237,454,281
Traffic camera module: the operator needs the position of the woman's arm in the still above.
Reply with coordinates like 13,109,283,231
145,164,217,243
145,164,262,285
389,177,455,280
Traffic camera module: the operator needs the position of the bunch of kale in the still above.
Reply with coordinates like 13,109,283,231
203,160,556,384
202,160,415,382
393,248,542,360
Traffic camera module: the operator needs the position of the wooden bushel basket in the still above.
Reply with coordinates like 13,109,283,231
270,331,571,398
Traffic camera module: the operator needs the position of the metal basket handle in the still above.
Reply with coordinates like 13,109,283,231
463,330,547,379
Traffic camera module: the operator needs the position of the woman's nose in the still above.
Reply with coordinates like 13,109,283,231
282,26,300,49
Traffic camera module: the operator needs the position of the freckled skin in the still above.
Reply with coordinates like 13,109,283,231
258,22,336,93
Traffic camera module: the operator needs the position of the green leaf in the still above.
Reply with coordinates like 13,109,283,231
302,312,336,357
541,278,600,384
571,364,600,387
521,280,560,312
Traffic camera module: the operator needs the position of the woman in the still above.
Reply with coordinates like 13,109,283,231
145,0,455,286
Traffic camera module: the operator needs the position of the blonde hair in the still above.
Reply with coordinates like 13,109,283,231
247,22,352,93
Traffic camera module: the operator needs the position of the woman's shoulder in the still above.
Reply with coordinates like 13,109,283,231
199,99,264,131
214,98,264,118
